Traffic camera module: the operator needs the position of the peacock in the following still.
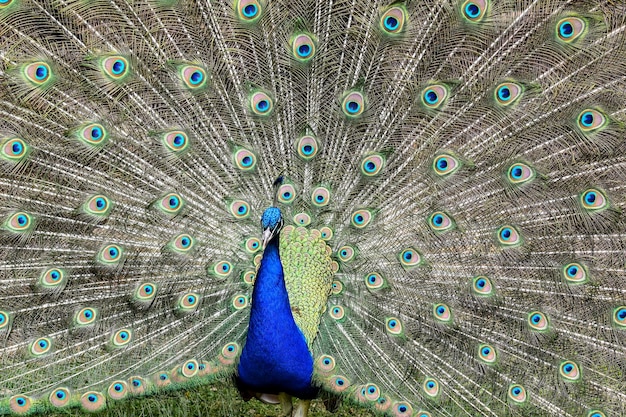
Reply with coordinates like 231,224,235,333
1,0,625,416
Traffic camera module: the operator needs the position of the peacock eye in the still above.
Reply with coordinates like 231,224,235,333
250,91,273,116
462,0,488,22
422,378,440,397
508,384,527,403
163,131,190,154
577,109,607,133
497,225,522,247
380,6,406,35
341,91,365,118
495,82,523,106
311,186,330,207
360,154,385,177
277,183,296,204
179,65,207,89
229,200,250,219
556,17,586,43
296,135,319,160
472,276,493,296
428,212,455,232
1,138,30,162
432,153,459,176
507,163,535,184
421,85,449,109
478,343,497,363
291,33,316,62
101,56,129,80
236,0,262,22
580,188,607,211
23,62,52,86
75,123,108,146
433,303,452,322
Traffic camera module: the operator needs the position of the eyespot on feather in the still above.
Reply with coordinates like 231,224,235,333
233,147,257,171
5,212,34,233
107,381,129,400
577,109,607,133
250,90,273,116
162,131,189,154
508,384,527,404
315,355,336,373
556,16,587,43
10,395,33,414
311,186,331,207
399,248,422,269
179,65,207,89
83,194,112,217
428,211,455,232
613,306,626,328
177,292,200,313
580,188,607,212
111,329,132,347
296,135,319,160
291,33,316,62
1,137,30,162
330,305,346,321
39,268,66,289
469,276,493,296
559,360,581,382
423,378,440,398
507,163,535,185
365,272,385,290
341,91,365,118
98,244,123,264
462,0,488,22
100,56,130,81
562,262,588,284
385,317,403,335
293,212,311,226
23,61,52,86
432,153,459,176
75,123,108,147
30,337,52,356
236,0,262,23
277,183,296,204
229,200,250,219
433,303,452,323
81,392,106,412
337,245,356,263
49,387,71,408
392,401,413,417
360,154,385,177
135,282,157,302
478,343,497,364
528,311,549,331
0,310,11,330
380,5,407,35
231,294,249,310
351,209,372,228
497,225,522,247
74,307,98,326
495,82,523,106
421,84,449,109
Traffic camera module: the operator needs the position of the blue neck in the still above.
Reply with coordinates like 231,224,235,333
237,234,317,398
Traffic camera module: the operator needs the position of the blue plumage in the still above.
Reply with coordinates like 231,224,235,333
237,209,316,400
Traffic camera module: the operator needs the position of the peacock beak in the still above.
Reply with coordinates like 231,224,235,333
262,228,272,249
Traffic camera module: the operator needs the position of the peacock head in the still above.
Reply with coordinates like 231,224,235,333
261,206,283,248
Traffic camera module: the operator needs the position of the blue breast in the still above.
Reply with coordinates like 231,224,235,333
237,235,317,399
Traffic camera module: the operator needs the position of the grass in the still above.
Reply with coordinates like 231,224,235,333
43,383,376,417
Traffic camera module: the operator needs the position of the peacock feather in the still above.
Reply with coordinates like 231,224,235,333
1,0,625,416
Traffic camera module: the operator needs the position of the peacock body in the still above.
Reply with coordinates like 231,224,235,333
0,0,625,416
